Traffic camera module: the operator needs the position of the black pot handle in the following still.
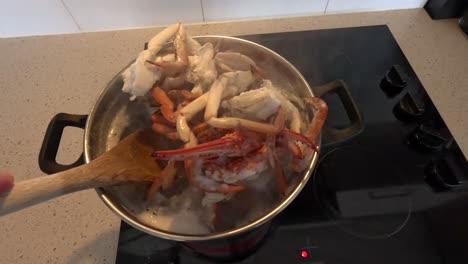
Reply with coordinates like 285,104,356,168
38,113,88,174
313,80,364,145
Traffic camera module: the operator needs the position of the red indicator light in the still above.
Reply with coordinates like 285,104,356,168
300,250,309,258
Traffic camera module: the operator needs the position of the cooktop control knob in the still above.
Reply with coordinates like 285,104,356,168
380,65,408,97
425,156,466,192
407,124,449,152
393,92,425,122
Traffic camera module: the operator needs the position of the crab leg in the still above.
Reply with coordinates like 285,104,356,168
151,111,174,126
191,83,203,97
154,129,265,194
179,91,210,119
288,97,328,172
176,115,195,143
304,97,328,142
204,76,229,120
268,151,287,196
176,92,209,143
288,142,303,159
147,22,180,53
145,60,186,73
151,86,179,122
153,138,240,160
266,108,287,196
151,123,179,140
176,70,256,144
144,24,190,74
145,176,161,200
207,118,282,134
146,160,178,200
161,160,178,190
151,110,179,140
152,131,256,160
174,24,189,66
204,73,282,134
281,129,318,152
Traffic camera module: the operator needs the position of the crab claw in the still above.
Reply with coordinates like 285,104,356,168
145,60,187,73
151,131,262,160
281,129,319,152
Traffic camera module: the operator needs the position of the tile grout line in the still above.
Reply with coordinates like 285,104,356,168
324,0,330,14
200,0,206,22
60,0,82,31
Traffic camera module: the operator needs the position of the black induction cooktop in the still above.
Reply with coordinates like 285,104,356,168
115,25,468,264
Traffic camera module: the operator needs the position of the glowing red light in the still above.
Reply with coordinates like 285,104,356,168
300,250,309,258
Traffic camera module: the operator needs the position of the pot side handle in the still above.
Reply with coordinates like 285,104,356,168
313,80,364,145
38,113,88,174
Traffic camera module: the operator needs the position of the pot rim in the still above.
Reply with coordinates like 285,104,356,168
84,35,320,241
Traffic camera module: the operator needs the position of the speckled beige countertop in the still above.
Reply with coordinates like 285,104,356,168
0,8,467,264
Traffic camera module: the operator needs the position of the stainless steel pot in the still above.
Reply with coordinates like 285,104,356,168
38,36,322,260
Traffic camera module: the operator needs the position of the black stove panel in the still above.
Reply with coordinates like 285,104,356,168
116,25,468,264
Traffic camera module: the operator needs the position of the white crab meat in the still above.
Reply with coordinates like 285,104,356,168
187,43,217,89
221,87,281,121
261,80,303,133
122,49,162,98
221,70,255,98
205,70,254,120
215,52,256,72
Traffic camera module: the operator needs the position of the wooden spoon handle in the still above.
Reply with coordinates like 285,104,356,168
0,162,109,216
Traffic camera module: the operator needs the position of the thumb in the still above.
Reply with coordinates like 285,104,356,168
0,173,14,193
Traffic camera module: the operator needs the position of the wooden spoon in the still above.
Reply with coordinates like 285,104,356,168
0,129,161,216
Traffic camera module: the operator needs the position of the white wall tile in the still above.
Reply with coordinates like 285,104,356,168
63,0,204,32
0,0,79,37
326,0,427,13
202,0,328,22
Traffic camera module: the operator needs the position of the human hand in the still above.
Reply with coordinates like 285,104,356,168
0,173,14,193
